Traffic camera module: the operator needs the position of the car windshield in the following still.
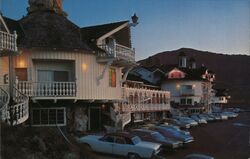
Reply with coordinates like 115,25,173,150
131,136,141,145
152,132,165,140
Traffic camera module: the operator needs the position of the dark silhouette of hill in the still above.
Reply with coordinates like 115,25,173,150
139,48,250,106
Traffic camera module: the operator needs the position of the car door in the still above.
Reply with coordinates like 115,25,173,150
112,136,133,156
94,135,114,154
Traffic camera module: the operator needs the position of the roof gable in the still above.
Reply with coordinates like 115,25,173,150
81,21,129,43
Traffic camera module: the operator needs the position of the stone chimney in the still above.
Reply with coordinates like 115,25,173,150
27,0,66,16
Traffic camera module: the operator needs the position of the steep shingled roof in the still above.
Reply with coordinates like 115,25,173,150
4,11,91,51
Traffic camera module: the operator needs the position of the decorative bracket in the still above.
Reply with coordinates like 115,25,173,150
96,59,113,85
120,66,134,85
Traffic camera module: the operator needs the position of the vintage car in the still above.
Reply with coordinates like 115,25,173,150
130,129,183,150
150,126,194,144
77,132,162,159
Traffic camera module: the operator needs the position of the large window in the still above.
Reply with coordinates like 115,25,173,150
109,68,116,87
38,70,69,82
32,108,66,126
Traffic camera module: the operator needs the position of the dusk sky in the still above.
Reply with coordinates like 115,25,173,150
1,0,249,60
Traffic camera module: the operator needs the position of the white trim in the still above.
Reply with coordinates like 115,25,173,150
0,15,10,33
31,107,66,127
97,22,129,45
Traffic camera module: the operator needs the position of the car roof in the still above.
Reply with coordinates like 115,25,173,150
132,129,157,134
106,132,137,138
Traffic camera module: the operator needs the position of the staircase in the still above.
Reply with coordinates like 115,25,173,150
0,86,10,121
121,112,131,129
0,86,29,125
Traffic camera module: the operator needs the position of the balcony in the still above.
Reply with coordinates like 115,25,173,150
180,89,195,96
17,81,77,99
97,43,135,66
0,31,18,55
122,87,170,113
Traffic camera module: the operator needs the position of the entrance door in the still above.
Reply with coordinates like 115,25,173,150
89,108,101,131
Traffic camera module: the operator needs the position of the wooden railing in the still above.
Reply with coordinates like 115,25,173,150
98,43,135,62
17,81,77,97
121,87,171,113
0,31,18,52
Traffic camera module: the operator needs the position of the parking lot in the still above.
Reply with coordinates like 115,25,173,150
81,111,250,159
167,111,250,159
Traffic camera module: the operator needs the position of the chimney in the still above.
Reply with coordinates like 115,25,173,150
27,0,66,16
178,52,187,68
55,0,63,13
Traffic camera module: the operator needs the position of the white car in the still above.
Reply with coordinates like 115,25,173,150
77,132,162,159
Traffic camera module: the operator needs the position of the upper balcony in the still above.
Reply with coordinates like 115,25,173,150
121,87,170,113
0,31,18,55
97,43,136,66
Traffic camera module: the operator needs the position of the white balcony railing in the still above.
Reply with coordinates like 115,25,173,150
98,43,135,62
17,81,77,97
0,31,18,52
122,87,170,113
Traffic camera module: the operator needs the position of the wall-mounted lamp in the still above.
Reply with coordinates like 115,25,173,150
82,63,88,71
176,84,180,89
16,60,26,68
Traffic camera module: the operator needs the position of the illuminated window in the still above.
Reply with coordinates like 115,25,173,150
109,68,116,87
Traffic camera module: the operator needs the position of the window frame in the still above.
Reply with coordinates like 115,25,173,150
31,107,66,127
109,67,116,87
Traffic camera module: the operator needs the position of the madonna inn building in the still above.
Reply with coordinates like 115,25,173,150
0,0,171,131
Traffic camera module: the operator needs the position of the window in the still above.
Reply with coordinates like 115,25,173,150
187,99,192,105
32,108,66,126
15,68,28,81
180,98,186,105
38,70,69,82
109,68,116,87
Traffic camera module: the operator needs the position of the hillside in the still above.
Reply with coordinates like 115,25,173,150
139,48,250,106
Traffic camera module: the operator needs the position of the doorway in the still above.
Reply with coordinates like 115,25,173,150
89,107,101,131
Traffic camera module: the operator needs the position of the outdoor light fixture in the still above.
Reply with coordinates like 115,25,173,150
17,60,26,68
82,63,88,71
129,13,139,27
176,84,180,89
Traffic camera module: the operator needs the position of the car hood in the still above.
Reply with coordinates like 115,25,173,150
136,141,161,150
77,135,102,143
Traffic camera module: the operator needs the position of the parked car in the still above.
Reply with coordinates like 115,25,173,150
221,111,238,118
190,114,207,124
184,153,214,159
224,108,241,113
174,116,199,126
77,132,162,159
160,118,191,129
159,124,191,135
198,114,213,122
150,126,194,144
130,129,183,150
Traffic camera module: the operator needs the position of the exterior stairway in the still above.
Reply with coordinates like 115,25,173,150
109,106,131,130
0,86,29,125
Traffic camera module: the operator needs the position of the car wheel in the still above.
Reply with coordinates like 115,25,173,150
127,152,140,159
